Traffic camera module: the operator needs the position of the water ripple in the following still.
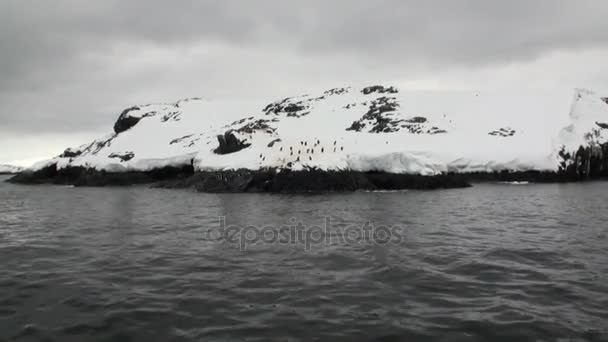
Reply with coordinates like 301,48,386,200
1,177,608,341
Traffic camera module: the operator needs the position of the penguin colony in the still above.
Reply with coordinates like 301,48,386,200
257,138,346,167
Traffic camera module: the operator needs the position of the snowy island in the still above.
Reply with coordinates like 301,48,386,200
0,164,23,175
8,85,608,192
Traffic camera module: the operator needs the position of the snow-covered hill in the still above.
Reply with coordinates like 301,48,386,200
0,164,23,174
29,86,608,177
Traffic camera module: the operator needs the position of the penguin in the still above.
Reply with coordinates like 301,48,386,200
298,150,301,154
334,141,337,145
304,142,308,146
280,147,283,152
333,148,336,152
290,152,293,156
311,149,315,154
321,147,324,153
296,156,300,162
306,149,309,153
341,146,344,151
259,153,263,158
309,156,312,161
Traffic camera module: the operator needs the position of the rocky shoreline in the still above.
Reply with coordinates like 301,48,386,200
5,163,601,193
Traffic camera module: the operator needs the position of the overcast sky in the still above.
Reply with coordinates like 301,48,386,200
2,0,608,165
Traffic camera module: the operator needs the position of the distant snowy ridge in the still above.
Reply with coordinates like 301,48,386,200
0,164,23,174
27,86,608,177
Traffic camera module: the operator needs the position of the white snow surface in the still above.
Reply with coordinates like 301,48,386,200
0,164,23,174
29,86,608,175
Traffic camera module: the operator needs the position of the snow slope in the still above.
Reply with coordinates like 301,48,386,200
29,86,608,176
0,164,23,174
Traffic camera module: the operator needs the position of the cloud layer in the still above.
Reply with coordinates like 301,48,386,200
2,0,608,164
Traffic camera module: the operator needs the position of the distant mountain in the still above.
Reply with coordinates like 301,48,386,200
11,85,608,191
0,164,23,174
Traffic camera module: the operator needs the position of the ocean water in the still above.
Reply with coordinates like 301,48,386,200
1,175,607,341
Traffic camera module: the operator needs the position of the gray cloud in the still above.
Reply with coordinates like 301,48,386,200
1,0,608,163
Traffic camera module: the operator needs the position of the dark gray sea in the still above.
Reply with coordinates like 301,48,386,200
1,175,607,341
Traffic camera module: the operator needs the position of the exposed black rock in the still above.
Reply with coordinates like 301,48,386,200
596,122,608,129
59,148,82,158
267,139,282,147
346,98,444,134
161,110,182,122
108,152,135,162
10,162,608,192
89,135,118,155
347,96,401,133
8,163,194,186
236,119,275,134
155,169,472,192
263,97,311,118
406,116,427,124
489,128,516,137
214,130,251,155
113,106,141,133
324,87,349,96
170,134,194,145
362,85,398,95
456,170,567,183
558,142,608,180
602,98,608,105
427,127,447,135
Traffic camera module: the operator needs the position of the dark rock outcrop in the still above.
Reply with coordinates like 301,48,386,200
558,143,608,180
236,119,275,134
263,98,310,118
108,152,135,162
155,169,472,192
59,148,82,158
362,85,398,95
267,139,282,147
10,163,608,192
113,106,141,133
8,163,194,186
347,96,400,133
489,128,516,137
324,87,349,96
214,130,251,155
596,122,608,129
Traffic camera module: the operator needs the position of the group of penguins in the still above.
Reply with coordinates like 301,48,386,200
258,139,345,164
